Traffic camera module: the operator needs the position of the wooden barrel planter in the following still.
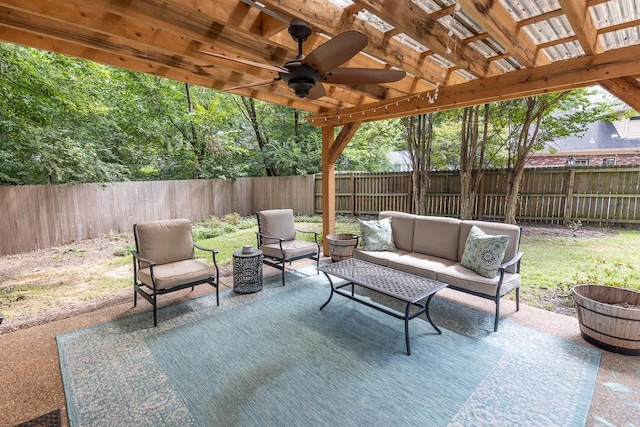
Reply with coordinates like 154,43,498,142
572,285,640,355
326,234,360,262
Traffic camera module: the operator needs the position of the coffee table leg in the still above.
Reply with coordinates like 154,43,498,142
425,293,442,334
404,302,412,355
319,273,334,311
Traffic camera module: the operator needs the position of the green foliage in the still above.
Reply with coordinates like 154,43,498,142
565,220,583,235
222,212,241,225
113,245,135,257
0,43,623,187
571,256,638,288
337,120,404,171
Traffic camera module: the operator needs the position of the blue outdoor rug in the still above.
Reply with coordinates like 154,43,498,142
58,266,601,426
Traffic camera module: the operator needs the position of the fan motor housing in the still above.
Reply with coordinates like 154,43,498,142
280,61,319,98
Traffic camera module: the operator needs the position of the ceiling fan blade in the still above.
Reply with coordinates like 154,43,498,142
226,77,281,91
322,68,406,84
302,31,368,75
307,82,326,100
194,49,289,74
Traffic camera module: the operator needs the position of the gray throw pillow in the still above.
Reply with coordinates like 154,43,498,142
461,225,510,278
359,217,397,251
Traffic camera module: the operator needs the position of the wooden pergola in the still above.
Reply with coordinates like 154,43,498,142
2,0,640,252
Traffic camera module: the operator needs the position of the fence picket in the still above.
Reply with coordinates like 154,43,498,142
316,167,640,226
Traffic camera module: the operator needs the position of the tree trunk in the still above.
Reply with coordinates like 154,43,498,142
404,114,433,215
459,105,489,220
238,97,279,176
504,169,519,224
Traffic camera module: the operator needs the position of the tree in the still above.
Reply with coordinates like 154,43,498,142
403,114,434,215
337,120,403,171
459,104,489,220
495,90,614,224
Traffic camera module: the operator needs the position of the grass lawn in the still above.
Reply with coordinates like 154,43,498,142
520,229,640,310
1,214,638,324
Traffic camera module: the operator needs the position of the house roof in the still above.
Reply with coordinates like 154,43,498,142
543,120,640,154
2,0,640,127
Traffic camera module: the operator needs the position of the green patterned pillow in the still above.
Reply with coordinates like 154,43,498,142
359,217,397,251
461,226,510,278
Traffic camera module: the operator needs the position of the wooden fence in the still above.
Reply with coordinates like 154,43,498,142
0,175,315,256
3,167,639,256
314,167,640,225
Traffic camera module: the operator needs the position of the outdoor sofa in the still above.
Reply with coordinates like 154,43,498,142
353,211,523,331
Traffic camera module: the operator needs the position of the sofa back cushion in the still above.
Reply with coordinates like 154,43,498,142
459,221,521,273
378,211,416,252
134,219,194,267
412,216,461,261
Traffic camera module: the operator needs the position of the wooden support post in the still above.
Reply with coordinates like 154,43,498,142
322,126,336,256
321,122,362,256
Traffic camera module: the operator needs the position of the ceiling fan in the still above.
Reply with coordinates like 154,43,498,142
196,19,406,99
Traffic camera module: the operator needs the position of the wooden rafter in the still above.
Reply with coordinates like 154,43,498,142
4,0,640,249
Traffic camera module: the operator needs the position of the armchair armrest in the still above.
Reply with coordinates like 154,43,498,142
256,231,285,241
194,243,219,265
295,228,320,243
194,243,219,255
131,250,157,267
256,231,285,248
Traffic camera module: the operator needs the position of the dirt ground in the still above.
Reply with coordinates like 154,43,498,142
0,222,618,333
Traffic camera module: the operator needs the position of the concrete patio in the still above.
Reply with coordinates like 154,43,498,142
1,259,638,427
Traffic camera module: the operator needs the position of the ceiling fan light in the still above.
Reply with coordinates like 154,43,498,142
288,77,316,98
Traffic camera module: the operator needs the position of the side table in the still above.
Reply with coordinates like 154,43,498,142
232,249,263,293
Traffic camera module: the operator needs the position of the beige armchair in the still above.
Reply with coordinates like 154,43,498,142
132,219,219,326
256,209,320,286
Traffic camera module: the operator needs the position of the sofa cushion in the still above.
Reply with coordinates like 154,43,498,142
388,253,456,280
436,263,521,297
459,221,520,274
379,211,416,252
461,226,509,278
412,216,461,262
353,248,409,266
138,259,216,290
359,217,397,251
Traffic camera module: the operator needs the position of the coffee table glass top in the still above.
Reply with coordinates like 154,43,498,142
318,258,447,303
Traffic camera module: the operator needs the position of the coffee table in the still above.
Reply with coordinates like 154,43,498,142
318,258,448,355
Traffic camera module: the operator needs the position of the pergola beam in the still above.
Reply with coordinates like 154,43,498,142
309,42,640,126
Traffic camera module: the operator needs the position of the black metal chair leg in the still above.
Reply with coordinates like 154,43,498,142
516,287,520,311
494,297,500,332
153,297,158,327
281,263,286,286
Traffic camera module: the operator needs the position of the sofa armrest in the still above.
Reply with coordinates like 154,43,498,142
499,251,524,272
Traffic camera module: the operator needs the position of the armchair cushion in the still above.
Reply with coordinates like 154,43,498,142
138,259,217,290
258,209,297,244
261,240,319,260
135,219,194,266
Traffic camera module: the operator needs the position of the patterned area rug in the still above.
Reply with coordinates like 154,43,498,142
14,409,61,427
58,266,601,426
